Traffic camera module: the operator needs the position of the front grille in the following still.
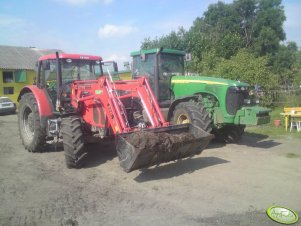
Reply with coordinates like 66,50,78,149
226,87,248,115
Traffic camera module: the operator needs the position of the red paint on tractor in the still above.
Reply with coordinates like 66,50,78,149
19,85,53,117
39,53,102,61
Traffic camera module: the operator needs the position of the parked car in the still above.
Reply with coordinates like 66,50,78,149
0,97,16,114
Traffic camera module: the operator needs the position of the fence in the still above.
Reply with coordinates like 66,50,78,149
259,89,301,107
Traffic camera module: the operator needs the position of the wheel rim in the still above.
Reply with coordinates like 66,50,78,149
22,106,34,140
177,114,190,124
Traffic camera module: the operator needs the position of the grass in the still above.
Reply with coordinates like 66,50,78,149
245,107,301,139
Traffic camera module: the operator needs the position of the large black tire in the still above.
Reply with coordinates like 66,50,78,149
214,125,245,143
61,116,87,168
18,93,46,152
171,102,212,133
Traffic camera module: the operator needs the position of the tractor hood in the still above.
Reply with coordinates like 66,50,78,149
171,75,249,87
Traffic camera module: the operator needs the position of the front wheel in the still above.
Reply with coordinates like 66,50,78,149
61,116,88,168
18,93,46,152
171,102,212,133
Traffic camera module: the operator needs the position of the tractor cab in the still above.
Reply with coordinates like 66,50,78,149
102,60,120,81
36,54,118,111
131,48,185,105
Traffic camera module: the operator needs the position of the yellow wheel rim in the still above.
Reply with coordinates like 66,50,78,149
177,114,190,124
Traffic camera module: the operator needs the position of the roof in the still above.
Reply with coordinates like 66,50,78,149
39,53,102,61
0,45,63,70
131,48,186,57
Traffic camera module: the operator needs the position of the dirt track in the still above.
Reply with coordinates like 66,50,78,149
0,114,300,226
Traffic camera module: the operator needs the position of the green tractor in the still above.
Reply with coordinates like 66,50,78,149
131,48,271,143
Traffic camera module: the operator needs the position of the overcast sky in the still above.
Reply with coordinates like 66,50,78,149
0,0,300,69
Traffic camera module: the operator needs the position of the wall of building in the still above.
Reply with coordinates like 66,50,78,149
0,69,36,106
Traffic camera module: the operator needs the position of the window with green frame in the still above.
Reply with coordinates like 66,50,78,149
15,70,27,82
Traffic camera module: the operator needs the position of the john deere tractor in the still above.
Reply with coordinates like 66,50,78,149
131,48,271,143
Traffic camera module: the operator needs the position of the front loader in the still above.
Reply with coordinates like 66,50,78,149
17,52,213,172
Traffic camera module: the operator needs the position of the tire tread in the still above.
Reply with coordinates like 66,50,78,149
61,116,87,168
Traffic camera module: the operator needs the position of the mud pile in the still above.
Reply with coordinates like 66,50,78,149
116,124,214,172
125,131,195,153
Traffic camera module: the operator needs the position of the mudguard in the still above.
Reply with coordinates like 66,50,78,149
18,86,54,128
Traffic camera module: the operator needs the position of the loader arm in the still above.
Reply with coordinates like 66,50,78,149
71,76,214,172
71,76,169,133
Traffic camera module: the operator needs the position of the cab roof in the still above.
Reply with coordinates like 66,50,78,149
131,48,185,56
39,53,102,61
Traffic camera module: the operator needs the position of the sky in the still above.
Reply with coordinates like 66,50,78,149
0,0,301,69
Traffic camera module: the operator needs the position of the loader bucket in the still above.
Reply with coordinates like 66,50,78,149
116,124,214,172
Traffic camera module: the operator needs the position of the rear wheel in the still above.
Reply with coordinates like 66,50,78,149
171,102,212,133
18,93,46,152
61,116,88,168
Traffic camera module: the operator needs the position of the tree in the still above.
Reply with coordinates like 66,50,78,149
233,0,257,47
252,0,286,55
140,0,293,91
140,27,188,50
188,1,244,60
188,0,286,58
293,49,301,88
141,0,286,59
213,49,277,90
272,42,300,88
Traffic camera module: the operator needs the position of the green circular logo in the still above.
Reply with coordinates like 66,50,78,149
267,206,299,224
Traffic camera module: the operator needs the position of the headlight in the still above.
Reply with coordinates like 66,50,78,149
255,99,260,104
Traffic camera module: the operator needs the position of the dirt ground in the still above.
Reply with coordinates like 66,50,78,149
0,114,300,226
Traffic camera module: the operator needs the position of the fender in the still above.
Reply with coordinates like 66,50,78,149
18,86,54,128
167,95,199,120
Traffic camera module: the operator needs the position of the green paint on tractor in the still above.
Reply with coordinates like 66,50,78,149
131,48,271,142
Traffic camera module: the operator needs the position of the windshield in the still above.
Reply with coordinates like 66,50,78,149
132,54,156,78
159,53,184,77
43,59,102,89
61,59,102,82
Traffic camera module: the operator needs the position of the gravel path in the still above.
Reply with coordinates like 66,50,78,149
0,114,300,226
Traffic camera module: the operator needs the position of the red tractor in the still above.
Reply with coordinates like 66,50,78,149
18,52,213,172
